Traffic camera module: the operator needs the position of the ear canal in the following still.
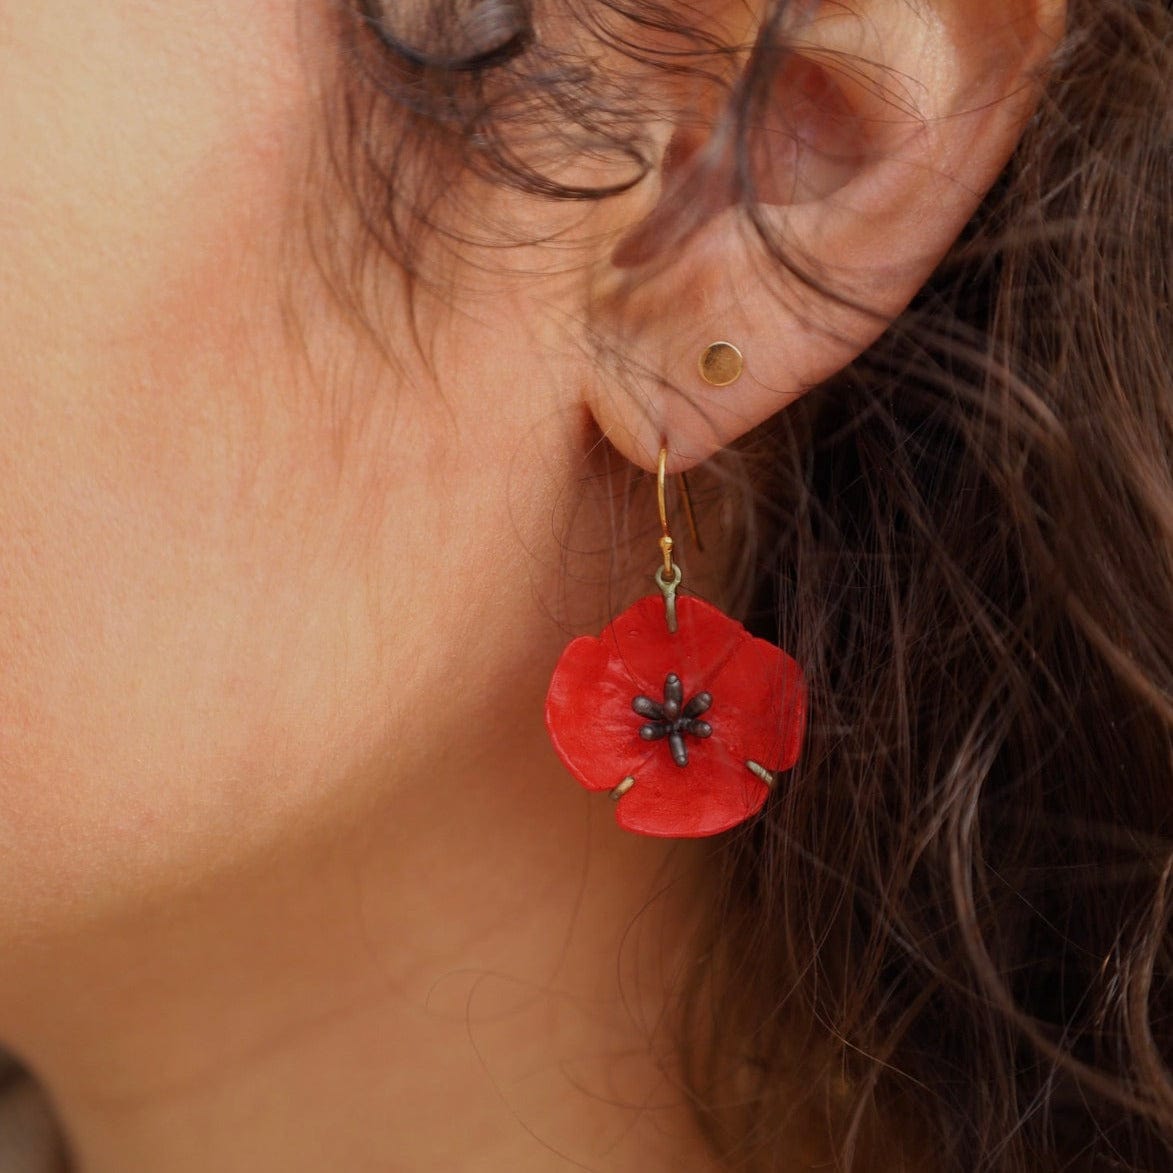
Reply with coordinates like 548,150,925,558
612,45,872,271
742,52,871,205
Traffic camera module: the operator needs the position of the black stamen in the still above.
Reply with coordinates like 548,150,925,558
663,674,683,719
632,696,665,720
629,673,715,769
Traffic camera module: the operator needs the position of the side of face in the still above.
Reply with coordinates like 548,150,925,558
0,0,592,937
0,0,1065,950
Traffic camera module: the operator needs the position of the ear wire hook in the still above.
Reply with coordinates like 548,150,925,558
656,447,676,581
654,447,703,633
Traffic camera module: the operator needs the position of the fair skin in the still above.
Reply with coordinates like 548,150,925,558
0,1,1062,1170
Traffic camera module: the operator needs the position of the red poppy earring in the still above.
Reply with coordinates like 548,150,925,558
544,446,807,838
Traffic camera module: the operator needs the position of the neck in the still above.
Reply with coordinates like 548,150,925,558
0,724,722,1172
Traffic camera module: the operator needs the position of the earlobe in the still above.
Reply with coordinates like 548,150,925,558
586,0,1066,473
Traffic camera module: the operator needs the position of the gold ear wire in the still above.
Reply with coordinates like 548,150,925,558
655,447,704,633
656,446,675,580
656,448,704,571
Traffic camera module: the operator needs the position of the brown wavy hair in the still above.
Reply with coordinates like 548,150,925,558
326,1,1173,1168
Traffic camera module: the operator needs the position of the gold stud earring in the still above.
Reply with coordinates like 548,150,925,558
698,341,743,387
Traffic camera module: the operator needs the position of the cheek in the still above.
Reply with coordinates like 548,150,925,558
0,1,306,339
0,3,367,913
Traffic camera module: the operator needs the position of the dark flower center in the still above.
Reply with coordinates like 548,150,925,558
631,673,713,767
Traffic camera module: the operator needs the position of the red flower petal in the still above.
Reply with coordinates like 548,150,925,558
704,636,807,773
544,634,653,791
613,738,770,837
598,595,748,695
544,593,807,837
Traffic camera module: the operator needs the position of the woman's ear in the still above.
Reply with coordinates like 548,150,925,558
587,0,1066,472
